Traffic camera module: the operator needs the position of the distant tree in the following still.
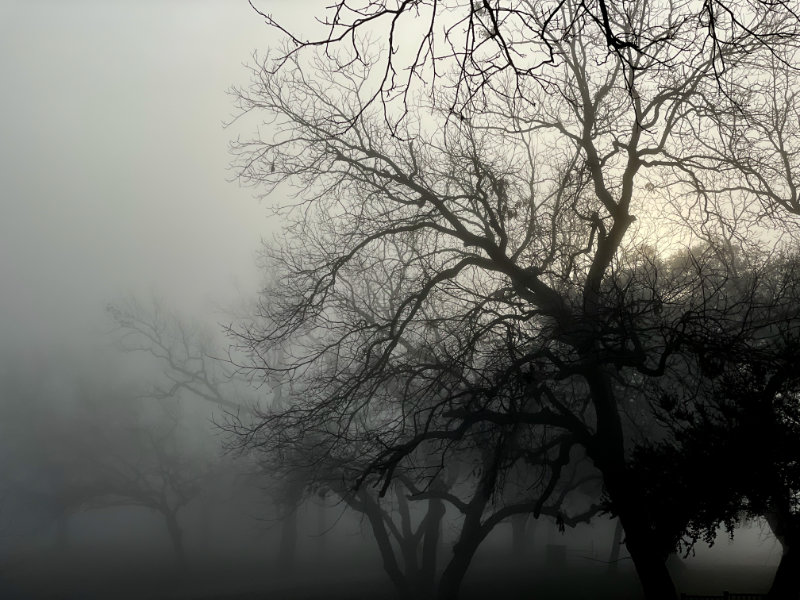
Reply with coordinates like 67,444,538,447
107,299,248,413
0,358,208,567
107,299,306,571
86,400,207,567
0,357,95,552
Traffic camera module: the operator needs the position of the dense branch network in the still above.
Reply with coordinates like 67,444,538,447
230,1,800,598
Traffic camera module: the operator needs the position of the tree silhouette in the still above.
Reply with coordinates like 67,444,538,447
0,358,207,568
247,0,800,131
231,1,800,597
106,299,308,571
231,399,600,600
629,250,800,599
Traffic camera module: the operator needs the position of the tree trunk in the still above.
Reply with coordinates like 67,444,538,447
584,365,677,600
395,484,420,581
277,505,298,572
598,465,677,600
361,495,412,600
437,489,491,600
608,518,623,574
420,497,446,596
164,510,186,569
767,546,800,600
437,547,474,600
625,534,676,600
510,513,529,560
765,510,800,600
437,524,487,600
316,498,327,558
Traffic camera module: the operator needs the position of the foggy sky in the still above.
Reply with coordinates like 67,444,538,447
0,1,301,352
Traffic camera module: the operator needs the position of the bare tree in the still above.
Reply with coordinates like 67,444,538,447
226,242,605,598
87,402,206,568
236,407,600,600
230,2,800,598
107,298,251,414
247,0,800,130
0,359,208,568
107,299,310,571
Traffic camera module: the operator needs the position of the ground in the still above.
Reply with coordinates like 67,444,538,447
0,553,776,600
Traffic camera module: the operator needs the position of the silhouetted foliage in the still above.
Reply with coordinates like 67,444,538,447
629,250,800,598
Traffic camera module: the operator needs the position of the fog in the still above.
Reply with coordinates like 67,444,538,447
0,2,794,600
0,1,271,344
1,2,287,597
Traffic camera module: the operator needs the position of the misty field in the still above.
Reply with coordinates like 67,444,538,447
0,513,780,599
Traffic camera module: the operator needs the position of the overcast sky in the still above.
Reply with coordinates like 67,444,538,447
0,1,300,352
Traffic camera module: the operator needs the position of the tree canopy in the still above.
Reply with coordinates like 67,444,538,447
231,1,800,598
